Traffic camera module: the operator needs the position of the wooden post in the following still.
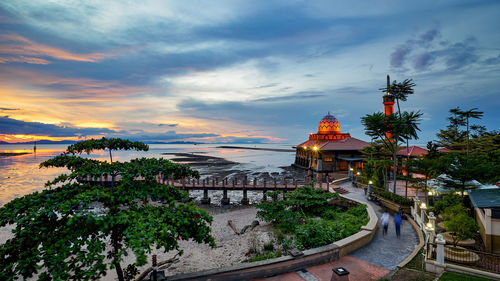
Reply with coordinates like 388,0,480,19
201,188,211,204
221,189,230,205
197,178,200,185
192,178,195,188
241,188,249,205
263,189,267,201
294,179,298,188
212,178,215,188
274,178,277,188
232,178,235,187
253,178,257,188
244,175,248,187
222,178,225,188
203,178,206,187
264,178,267,188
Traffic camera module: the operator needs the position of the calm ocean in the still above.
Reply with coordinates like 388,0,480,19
0,143,296,205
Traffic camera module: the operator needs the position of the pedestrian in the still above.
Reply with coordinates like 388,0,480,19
382,212,390,236
394,213,402,238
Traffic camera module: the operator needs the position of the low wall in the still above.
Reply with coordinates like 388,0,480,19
397,216,424,268
374,195,411,214
166,195,378,281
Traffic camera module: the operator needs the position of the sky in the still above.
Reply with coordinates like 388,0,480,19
0,0,499,145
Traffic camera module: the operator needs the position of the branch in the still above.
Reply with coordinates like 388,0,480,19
134,253,180,281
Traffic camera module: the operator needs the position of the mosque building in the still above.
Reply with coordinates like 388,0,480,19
294,112,370,179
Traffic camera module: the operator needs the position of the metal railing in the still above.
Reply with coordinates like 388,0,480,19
444,245,500,274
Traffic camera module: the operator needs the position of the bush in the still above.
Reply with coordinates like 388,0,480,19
432,193,463,215
295,220,341,250
373,188,413,206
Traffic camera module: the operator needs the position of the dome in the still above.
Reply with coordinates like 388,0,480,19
318,112,341,134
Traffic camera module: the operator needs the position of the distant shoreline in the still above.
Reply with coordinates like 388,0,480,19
216,145,295,152
0,152,31,158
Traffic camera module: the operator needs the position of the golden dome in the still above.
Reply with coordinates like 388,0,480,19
318,112,341,134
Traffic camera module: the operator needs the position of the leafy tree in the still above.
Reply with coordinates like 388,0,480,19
454,108,484,156
361,111,422,193
437,153,487,195
442,205,478,247
0,139,215,281
379,78,416,117
432,193,463,215
407,157,439,204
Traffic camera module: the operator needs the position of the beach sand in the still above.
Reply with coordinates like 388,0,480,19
102,205,272,280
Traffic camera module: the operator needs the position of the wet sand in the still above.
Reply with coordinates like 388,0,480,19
0,152,31,158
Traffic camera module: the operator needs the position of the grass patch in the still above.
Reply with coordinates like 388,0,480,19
438,272,492,281
404,248,425,271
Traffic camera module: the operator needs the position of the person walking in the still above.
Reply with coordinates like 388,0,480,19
382,212,390,236
394,213,402,238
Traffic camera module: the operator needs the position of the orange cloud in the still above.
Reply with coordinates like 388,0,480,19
0,34,111,63
0,56,50,64
0,134,81,143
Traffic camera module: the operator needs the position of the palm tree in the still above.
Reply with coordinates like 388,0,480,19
380,78,416,117
361,111,422,193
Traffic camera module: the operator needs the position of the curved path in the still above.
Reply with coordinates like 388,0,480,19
256,182,418,281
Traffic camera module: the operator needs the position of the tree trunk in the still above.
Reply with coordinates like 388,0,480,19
405,138,409,198
115,262,125,281
393,140,398,194
109,149,113,163
466,118,470,156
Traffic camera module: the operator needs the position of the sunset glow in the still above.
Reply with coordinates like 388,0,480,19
0,1,498,144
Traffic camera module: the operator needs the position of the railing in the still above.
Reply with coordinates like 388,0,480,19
444,245,500,274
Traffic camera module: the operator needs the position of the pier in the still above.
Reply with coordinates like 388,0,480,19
79,174,350,205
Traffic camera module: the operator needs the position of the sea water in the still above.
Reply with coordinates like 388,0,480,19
0,143,297,205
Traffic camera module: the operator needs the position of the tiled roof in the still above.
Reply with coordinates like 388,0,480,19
398,146,428,157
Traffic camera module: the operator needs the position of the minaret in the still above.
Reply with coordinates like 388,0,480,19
383,74,395,139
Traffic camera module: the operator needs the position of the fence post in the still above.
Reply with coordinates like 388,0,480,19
436,234,445,266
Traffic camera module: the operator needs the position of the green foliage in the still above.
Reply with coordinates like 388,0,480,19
295,220,340,250
248,251,281,262
0,139,213,281
432,193,463,215
67,137,149,155
373,188,413,206
442,205,478,246
256,184,339,233
263,241,275,252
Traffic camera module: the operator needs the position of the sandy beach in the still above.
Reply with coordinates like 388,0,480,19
102,205,271,280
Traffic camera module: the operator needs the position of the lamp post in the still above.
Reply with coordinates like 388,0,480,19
349,167,353,181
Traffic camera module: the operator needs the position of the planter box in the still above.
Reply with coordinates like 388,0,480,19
374,195,411,214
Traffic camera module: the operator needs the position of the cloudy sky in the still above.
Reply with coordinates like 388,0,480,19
0,0,499,144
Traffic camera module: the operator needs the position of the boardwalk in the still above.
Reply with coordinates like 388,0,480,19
78,174,350,205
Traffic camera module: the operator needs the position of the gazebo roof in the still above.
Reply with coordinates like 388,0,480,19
469,189,500,208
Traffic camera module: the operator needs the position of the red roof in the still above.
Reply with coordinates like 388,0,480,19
398,146,428,157
297,137,369,151
438,147,451,153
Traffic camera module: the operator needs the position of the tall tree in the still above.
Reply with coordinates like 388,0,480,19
0,139,215,281
455,108,484,156
361,111,422,193
380,78,416,117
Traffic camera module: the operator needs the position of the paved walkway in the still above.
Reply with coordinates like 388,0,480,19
255,182,418,281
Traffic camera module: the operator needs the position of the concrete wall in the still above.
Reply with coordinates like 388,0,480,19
166,195,378,281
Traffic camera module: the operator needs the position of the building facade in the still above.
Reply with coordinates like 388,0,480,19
294,113,369,179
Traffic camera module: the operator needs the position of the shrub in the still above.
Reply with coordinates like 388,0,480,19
295,220,340,250
432,193,463,215
263,241,275,252
373,188,413,206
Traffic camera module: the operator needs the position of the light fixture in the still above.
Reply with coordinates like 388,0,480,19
349,167,353,171
369,180,373,185
313,146,318,151
428,191,433,196
425,222,434,231
357,172,360,175
420,202,427,209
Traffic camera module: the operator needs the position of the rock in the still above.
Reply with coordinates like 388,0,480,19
250,220,260,229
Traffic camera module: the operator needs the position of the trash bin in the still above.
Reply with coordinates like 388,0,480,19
331,267,349,281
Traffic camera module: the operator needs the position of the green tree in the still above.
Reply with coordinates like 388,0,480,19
0,139,215,281
442,205,478,247
455,108,484,156
379,78,416,117
361,111,422,193
407,157,439,204
437,153,486,196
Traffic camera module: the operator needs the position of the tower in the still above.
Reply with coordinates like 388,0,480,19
383,74,395,139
